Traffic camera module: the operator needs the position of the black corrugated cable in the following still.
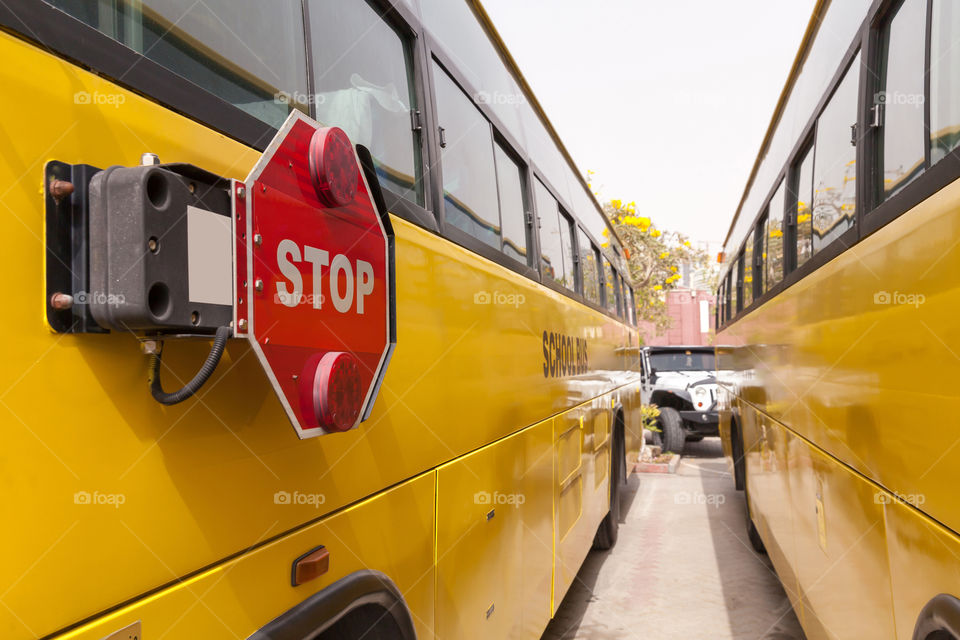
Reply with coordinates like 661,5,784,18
148,326,231,405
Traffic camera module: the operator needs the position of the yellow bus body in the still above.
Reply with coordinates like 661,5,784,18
0,29,642,640
718,174,960,638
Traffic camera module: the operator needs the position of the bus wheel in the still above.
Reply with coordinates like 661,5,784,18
657,407,686,454
593,432,624,551
731,419,745,491
743,463,766,554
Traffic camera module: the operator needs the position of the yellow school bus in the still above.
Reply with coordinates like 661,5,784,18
0,1,644,638
717,0,960,637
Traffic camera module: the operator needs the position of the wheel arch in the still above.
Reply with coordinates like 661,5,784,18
249,569,417,640
649,389,692,412
914,594,960,640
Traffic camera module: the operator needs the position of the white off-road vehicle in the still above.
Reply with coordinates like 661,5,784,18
640,346,718,454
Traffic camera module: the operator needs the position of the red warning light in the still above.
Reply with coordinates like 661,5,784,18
308,127,358,208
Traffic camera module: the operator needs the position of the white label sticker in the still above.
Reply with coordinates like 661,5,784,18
187,205,232,306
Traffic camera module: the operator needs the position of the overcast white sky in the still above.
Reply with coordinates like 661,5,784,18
482,0,818,249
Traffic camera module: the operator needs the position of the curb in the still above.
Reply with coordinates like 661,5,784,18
636,454,681,474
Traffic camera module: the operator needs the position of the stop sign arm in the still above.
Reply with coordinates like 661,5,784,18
235,111,396,439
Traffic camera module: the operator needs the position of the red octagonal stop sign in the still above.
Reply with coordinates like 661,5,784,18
233,111,395,438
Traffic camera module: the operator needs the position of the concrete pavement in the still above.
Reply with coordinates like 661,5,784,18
540,438,805,639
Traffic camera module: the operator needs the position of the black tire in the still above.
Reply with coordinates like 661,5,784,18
656,407,686,454
593,431,624,551
731,419,745,491
743,459,766,554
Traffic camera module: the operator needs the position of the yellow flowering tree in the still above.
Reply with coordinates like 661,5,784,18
599,196,714,334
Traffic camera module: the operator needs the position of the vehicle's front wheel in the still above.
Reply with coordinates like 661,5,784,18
656,407,686,454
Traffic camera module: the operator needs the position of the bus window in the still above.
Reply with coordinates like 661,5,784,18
493,142,529,263
727,262,743,320
616,272,626,317
310,0,423,205
794,144,815,269
558,209,577,291
49,0,308,129
730,255,740,316
578,228,602,305
878,0,927,200
812,53,859,253
755,217,766,295
931,0,960,162
535,179,565,285
742,232,754,309
433,63,500,249
766,180,785,290
602,258,617,313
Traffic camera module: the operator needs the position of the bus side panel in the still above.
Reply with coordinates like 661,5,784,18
521,419,556,637
50,472,436,640
620,381,644,470
884,497,960,640
553,396,612,612
787,439,896,639
742,403,799,612
435,421,551,639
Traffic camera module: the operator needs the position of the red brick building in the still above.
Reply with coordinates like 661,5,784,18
640,287,715,346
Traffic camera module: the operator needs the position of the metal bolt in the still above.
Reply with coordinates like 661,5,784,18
140,152,160,166
148,237,159,253
49,179,75,203
237,185,246,199
140,339,161,355
238,318,247,331
50,292,73,310
255,279,264,292
254,233,263,247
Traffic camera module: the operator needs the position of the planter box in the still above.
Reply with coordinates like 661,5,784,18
636,454,681,474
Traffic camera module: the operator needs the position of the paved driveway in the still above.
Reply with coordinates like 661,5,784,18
541,438,805,639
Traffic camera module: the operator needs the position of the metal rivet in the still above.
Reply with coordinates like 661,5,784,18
49,179,74,203
237,185,246,199
148,237,159,253
254,233,263,247
255,279,264,292
238,318,247,331
50,292,73,310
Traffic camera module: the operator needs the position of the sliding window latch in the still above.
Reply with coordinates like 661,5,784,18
850,123,858,147
870,103,884,129
438,126,447,148
410,109,422,132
